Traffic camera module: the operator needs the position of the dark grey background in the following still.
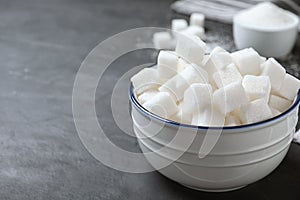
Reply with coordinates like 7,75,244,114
0,0,299,199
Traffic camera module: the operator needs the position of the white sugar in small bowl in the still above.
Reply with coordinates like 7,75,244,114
129,84,300,192
233,8,299,58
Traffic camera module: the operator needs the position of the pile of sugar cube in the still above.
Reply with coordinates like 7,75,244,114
132,34,300,127
153,13,206,50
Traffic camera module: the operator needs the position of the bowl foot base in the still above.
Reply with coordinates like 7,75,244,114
181,184,247,192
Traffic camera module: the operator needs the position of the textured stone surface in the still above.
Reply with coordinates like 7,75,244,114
0,0,299,199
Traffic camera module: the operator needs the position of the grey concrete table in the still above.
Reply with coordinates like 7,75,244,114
0,0,299,199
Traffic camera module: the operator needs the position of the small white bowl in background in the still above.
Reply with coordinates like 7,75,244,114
233,10,299,58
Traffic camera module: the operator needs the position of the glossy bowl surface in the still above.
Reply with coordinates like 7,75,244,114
129,83,300,192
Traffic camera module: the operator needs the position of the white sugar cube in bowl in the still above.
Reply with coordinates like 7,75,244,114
153,32,173,50
175,34,206,66
129,40,300,192
130,78,300,192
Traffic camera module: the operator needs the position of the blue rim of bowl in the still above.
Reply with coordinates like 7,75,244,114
129,70,300,130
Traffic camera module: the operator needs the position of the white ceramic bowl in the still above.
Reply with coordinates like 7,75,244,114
129,84,300,192
233,11,299,58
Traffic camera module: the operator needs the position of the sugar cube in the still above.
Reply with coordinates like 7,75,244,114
143,92,178,118
169,102,193,124
203,47,232,82
180,64,208,83
277,74,300,100
190,13,205,27
293,130,300,143
261,58,286,91
181,26,206,40
213,63,242,88
228,108,244,124
211,46,227,54
177,58,190,73
271,107,281,117
230,107,242,118
269,95,292,112
213,81,248,114
179,64,208,84
137,89,159,104
172,19,188,32
225,114,241,126
231,48,262,75
242,75,271,102
201,54,210,66
159,65,208,101
175,34,206,66
131,68,161,95
182,83,213,114
260,56,267,63
191,107,225,126
153,32,173,49
157,51,178,80
240,98,273,124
